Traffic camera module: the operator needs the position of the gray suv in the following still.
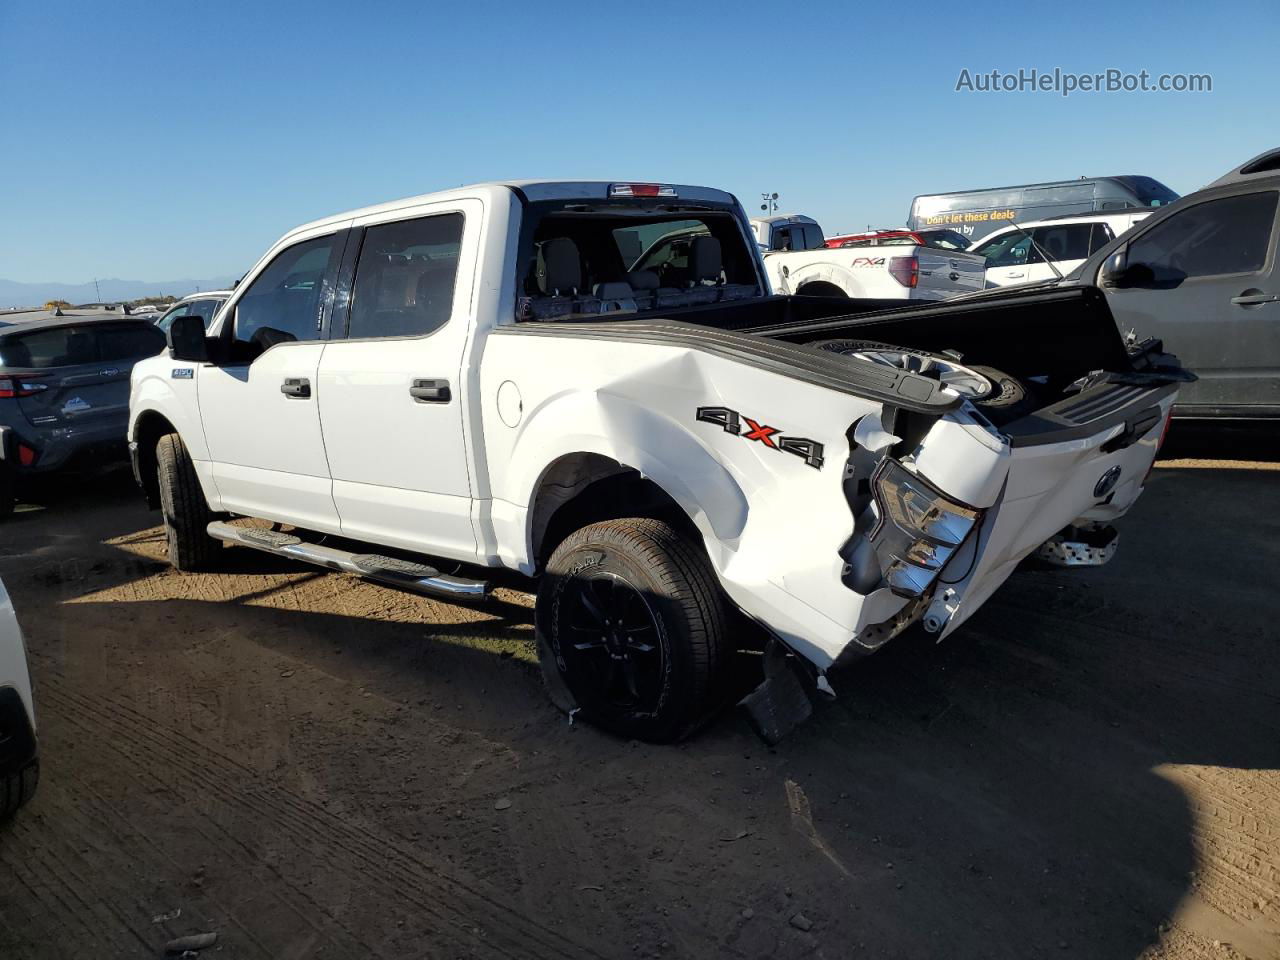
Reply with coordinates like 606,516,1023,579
955,149,1280,419
1080,148,1280,419
0,315,166,516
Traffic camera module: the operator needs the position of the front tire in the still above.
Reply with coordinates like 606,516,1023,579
536,518,729,742
156,433,220,571
0,759,39,821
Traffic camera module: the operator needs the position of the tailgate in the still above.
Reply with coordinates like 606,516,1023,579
14,363,131,429
915,250,985,298
934,379,1177,636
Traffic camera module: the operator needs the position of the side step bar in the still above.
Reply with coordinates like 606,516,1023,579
206,521,491,600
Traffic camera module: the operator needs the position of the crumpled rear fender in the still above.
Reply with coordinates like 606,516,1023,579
482,333,907,667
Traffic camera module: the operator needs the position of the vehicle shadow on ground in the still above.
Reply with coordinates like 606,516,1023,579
4,461,1277,959
1161,418,1279,461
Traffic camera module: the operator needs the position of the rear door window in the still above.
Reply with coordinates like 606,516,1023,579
1126,191,1278,279
345,213,464,340
1030,223,1093,261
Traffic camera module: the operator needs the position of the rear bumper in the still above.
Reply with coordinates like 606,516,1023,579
0,417,129,475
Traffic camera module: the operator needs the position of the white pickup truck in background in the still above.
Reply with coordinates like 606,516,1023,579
752,215,986,301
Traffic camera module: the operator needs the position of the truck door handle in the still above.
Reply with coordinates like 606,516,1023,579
281,377,311,399
409,378,451,403
1231,292,1280,306
1007,271,1025,278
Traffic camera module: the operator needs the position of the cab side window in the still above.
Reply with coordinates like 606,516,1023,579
1030,223,1092,261
1126,192,1278,280
345,214,464,340
234,235,338,347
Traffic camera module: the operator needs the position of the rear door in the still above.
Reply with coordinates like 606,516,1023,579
1100,189,1280,413
2,322,164,433
316,200,480,561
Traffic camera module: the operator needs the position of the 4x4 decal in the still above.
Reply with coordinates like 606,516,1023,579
696,406,825,469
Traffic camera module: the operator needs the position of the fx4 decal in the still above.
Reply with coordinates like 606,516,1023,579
696,406,825,469
851,257,887,267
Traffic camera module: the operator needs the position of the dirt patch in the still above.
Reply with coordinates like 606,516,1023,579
0,461,1277,959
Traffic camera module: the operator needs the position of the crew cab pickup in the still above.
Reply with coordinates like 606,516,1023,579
752,216,986,301
129,181,1187,742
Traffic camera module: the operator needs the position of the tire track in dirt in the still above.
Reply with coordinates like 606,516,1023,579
38,677,604,960
35,756,366,959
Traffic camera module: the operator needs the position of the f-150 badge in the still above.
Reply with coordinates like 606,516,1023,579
696,406,824,469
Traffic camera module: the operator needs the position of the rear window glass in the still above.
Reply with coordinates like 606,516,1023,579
0,323,164,368
517,200,760,321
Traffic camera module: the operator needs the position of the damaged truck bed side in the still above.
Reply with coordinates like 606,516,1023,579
129,181,1187,742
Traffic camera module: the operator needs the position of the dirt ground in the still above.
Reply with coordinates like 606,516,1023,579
1,428,1277,959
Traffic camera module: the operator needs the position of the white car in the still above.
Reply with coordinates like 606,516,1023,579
972,212,1151,288
753,216,986,301
128,180,1185,742
154,290,234,333
0,576,38,819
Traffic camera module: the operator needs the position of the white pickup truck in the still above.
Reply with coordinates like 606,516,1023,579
129,181,1187,742
752,215,986,301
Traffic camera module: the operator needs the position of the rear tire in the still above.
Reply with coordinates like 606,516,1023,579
536,518,729,743
156,433,220,571
0,462,13,520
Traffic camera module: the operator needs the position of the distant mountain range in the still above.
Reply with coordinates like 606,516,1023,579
0,275,238,307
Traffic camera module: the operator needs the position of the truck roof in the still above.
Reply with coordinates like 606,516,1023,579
283,181,742,242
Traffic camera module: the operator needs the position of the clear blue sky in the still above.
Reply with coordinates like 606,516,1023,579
1,0,1276,283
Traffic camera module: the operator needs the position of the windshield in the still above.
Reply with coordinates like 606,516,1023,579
1114,176,1180,208
916,229,971,251
516,200,761,321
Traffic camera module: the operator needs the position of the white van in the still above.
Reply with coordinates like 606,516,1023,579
972,212,1151,287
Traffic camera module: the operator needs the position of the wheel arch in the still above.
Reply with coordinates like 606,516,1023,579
131,409,179,509
795,280,850,298
529,453,702,570
504,393,751,574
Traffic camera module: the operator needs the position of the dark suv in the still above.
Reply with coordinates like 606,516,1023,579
0,315,166,516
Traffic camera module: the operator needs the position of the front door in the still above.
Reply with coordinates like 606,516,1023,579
316,202,479,560
1101,190,1280,413
198,229,347,531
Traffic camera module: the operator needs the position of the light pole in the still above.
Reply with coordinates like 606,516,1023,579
760,192,779,215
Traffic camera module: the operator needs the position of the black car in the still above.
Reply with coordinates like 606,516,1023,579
0,315,166,516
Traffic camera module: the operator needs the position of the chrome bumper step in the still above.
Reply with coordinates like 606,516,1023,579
206,521,491,600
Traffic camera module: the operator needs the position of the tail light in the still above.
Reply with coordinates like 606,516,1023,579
888,256,919,288
1156,410,1172,451
609,183,677,198
0,377,49,399
870,460,981,597
17,443,37,467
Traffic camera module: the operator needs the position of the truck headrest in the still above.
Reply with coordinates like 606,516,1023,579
539,237,582,296
689,235,722,284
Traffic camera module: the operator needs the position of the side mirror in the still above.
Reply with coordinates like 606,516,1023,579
1099,250,1128,286
1100,249,1156,289
167,314,208,362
